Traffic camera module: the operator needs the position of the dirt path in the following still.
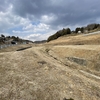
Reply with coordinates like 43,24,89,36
54,45,100,51
32,46,100,82
79,70,100,80
32,46,100,95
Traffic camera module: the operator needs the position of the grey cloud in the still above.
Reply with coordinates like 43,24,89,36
0,0,11,12
1,0,100,40
11,0,100,29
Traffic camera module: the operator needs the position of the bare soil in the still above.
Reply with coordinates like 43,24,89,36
0,33,100,100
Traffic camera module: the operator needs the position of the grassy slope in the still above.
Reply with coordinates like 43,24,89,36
47,31,100,45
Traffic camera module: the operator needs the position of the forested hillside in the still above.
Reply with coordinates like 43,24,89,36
0,34,33,45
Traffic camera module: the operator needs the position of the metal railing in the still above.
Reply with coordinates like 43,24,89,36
0,44,18,49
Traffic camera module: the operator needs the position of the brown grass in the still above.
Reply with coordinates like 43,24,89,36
46,32,100,45
0,33,100,100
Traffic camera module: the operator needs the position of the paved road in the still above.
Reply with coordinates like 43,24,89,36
83,31,100,36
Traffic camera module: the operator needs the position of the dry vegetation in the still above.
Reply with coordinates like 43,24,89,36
47,31,100,45
0,32,100,100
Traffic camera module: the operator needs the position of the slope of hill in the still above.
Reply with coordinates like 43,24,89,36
47,31,100,45
47,23,100,42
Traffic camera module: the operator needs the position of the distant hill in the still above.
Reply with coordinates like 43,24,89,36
33,40,47,44
47,31,100,45
47,23,100,42
0,34,33,45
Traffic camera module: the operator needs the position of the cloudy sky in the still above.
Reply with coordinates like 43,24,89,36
0,0,100,41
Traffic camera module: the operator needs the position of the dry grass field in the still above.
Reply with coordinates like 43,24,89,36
0,32,100,100
47,31,100,45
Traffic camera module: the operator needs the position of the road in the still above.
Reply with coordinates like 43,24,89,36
83,31,100,36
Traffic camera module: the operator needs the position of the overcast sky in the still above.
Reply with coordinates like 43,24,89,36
0,0,100,41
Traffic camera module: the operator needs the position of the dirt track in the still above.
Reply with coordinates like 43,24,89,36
0,45,100,100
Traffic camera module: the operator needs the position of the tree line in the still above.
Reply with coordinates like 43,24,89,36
47,28,71,42
0,34,33,44
47,23,100,42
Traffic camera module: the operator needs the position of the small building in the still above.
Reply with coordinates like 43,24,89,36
78,31,81,34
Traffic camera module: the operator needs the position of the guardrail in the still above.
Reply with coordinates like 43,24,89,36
0,44,17,49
